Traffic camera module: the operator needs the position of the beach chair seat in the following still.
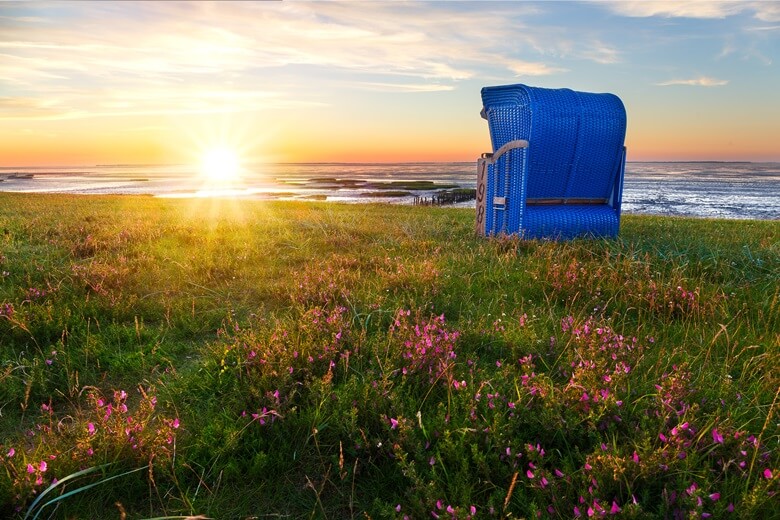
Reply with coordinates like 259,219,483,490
476,84,627,239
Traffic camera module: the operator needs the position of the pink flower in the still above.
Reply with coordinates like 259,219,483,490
87,422,96,435
574,506,581,517
390,418,399,430
39,461,47,472
6,448,14,458
27,464,35,474
632,451,640,463
554,469,565,478
709,493,720,501
172,418,180,429
526,469,534,479
610,501,621,514
764,468,773,479
396,505,401,513
712,428,724,444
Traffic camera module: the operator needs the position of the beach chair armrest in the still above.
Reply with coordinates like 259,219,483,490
481,139,528,164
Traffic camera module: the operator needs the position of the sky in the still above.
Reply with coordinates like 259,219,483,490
1,0,779,167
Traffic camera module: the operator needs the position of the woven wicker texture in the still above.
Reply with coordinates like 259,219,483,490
480,84,626,239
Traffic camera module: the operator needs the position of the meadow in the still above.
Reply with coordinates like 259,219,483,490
0,192,777,519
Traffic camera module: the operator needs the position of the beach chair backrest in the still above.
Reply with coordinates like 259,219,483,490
481,84,626,201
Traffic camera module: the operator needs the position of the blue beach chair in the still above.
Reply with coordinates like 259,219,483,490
476,84,627,239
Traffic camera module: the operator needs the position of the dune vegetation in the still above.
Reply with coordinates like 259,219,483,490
0,193,778,519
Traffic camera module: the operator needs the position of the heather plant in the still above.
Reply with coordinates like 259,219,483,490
0,193,777,518
0,386,179,516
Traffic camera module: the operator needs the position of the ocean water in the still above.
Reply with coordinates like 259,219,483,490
1,162,779,221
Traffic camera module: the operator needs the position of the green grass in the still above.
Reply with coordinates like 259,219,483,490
0,192,778,519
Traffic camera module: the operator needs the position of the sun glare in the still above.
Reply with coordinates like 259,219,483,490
201,147,241,183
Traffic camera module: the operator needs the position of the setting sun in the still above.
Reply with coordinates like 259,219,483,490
201,147,241,183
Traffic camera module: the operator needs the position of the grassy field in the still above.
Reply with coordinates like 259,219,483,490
0,192,778,519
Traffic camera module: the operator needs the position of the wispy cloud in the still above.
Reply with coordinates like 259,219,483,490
746,24,780,32
751,3,780,22
579,41,622,64
354,83,455,93
656,76,729,87
603,1,780,22
604,1,742,19
504,59,566,77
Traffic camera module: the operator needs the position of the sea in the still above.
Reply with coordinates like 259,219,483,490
1,162,779,221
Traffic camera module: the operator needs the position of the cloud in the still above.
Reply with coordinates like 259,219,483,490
752,3,780,22
656,76,729,86
746,24,780,32
354,83,455,93
579,42,622,64
604,1,742,19
504,59,567,77
603,1,780,21
0,96,75,120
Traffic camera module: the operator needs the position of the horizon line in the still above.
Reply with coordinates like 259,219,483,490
2,160,778,170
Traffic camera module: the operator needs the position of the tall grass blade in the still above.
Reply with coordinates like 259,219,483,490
26,465,148,520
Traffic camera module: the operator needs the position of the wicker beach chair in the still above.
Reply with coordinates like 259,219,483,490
476,84,626,239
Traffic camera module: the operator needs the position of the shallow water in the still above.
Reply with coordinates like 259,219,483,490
1,162,778,220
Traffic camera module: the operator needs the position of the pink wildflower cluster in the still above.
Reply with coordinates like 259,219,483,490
661,480,731,518
653,364,694,420
1,388,179,509
429,500,477,519
542,256,721,321
23,287,48,302
0,302,13,319
377,255,441,297
81,387,180,462
70,259,130,303
643,280,716,319
291,259,353,306
221,305,353,384
547,258,585,293
390,310,460,383
242,405,281,427
515,354,552,404
560,316,639,418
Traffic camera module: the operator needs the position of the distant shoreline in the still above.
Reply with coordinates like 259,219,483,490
1,160,776,170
